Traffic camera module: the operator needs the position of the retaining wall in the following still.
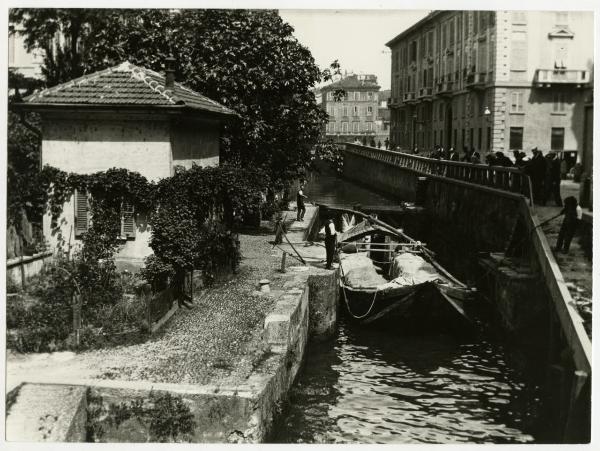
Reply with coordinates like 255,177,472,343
343,144,592,443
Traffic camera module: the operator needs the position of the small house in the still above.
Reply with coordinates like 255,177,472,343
14,59,236,270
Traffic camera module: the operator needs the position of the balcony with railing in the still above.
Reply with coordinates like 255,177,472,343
534,69,590,87
435,77,454,97
418,86,434,100
466,71,487,89
403,92,417,103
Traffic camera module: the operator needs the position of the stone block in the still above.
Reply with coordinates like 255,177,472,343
6,383,87,442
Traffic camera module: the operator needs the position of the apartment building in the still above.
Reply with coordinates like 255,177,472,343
386,10,593,157
320,74,381,143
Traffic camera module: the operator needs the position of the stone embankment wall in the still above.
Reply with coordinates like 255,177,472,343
342,144,591,443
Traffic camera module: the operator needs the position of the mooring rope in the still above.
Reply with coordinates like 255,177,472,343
337,249,380,319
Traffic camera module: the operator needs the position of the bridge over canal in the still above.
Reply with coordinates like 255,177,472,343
341,143,592,444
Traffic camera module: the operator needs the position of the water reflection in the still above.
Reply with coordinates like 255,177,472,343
273,321,540,444
273,169,541,444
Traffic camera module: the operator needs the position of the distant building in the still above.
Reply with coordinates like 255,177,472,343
319,74,381,144
8,25,44,79
375,89,391,145
386,10,593,158
13,60,235,270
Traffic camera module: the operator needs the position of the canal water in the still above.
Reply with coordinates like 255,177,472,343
273,169,542,444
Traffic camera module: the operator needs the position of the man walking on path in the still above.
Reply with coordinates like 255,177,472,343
296,181,307,221
555,196,582,253
324,218,337,269
384,137,389,150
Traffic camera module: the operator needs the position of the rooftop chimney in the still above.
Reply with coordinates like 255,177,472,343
165,56,176,89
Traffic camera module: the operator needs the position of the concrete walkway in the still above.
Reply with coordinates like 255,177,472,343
534,180,592,337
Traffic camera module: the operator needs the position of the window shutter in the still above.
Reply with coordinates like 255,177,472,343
74,189,89,238
121,201,136,239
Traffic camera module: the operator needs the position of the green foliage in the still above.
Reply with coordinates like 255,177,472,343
87,391,196,443
10,9,342,189
150,164,268,285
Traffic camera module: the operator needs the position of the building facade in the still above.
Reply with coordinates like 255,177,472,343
386,10,593,157
14,61,234,270
320,74,381,143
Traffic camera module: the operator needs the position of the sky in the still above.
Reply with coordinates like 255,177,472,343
279,9,429,90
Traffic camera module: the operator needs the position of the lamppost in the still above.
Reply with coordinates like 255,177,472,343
483,106,492,152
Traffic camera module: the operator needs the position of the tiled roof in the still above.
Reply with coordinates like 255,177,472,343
321,74,380,91
22,61,235,116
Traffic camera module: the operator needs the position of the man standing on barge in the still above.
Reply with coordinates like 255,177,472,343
325,218,337,270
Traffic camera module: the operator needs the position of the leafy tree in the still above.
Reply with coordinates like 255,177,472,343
10,8,340,189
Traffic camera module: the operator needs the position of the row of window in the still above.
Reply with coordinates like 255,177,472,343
326,91,376,101
510,92,568,113
393,126,493,151
509,127,565,150
326,122,375,133
327,105,374,116
393,11,496,70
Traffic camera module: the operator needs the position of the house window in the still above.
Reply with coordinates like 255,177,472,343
511,11,527,24
368,91,373,100
410,40,417,62
509,127,524,149
343,106,348,116
74,190,90,238
554,42,568,69
342,122,348,133
367,106,373,115
553,92,566,112
327,92,333,101
74,191,135,240
510,92,524,113
556,12,569,27
120,201,136,239
352,122,359,133
367,122,373,132
353,106,359,116
551,127,565,150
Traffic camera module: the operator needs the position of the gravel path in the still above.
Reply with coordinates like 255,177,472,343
7,228,292,389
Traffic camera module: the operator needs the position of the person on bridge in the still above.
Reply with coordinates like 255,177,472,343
527,148,547,204
448,147,460,161
543,152,562,207
384,137,390,149
296,181,308,221
555,196,582,253
324,218,337,269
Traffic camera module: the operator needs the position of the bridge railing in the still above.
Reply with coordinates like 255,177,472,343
345,144,534,203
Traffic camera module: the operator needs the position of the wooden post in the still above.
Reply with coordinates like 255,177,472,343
142,283,152,331
19,255,26,291
72,292,82,348
280,251,287,273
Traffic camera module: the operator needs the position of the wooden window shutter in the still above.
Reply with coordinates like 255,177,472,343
74,189,89,238
120,201,136,239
